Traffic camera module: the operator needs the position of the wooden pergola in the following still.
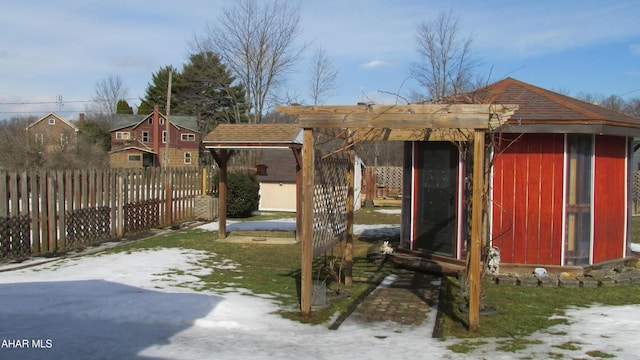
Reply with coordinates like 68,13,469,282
276,103,517,332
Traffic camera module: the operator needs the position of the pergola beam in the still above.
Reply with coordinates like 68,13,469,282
277,104,515,129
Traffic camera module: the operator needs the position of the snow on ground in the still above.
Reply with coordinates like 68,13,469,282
1,219,640,359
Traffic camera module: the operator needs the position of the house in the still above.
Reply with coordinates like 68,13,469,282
109,106,199,167
401,77,640,271
255,148,364,212
26,112,79,152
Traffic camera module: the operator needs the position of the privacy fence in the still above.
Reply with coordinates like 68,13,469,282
0,167,204,261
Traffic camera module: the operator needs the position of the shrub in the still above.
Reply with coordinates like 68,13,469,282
225,172,259,218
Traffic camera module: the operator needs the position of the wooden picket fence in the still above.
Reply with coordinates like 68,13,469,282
0,167,203,261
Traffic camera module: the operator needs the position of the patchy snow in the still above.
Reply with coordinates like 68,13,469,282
1,220,639,359
631,242,640,253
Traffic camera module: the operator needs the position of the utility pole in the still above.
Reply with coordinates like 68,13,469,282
164,70,172,167
165,70,173,227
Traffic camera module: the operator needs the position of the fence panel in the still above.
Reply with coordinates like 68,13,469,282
0,167,210,262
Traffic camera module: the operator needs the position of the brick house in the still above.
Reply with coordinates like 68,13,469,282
109,106,199,167
26,112,79,153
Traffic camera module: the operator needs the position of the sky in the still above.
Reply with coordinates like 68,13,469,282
1,215,640,359
1,0,639,121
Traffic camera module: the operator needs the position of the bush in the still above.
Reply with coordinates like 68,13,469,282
225,172,259,218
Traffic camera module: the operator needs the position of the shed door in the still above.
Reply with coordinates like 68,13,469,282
415,142,458,256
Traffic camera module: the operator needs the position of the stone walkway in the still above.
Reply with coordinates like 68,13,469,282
347,269,441,326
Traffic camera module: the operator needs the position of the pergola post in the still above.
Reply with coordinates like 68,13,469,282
344,150,355,286
469,129,485,332
300,128,314,316
291,148,303,242
210,149,231,239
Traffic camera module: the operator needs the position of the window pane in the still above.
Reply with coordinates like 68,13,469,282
565,134,592,265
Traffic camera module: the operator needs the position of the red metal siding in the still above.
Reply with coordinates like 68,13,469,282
593,135,626,263
491,134,564,265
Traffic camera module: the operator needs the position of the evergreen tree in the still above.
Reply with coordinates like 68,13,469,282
174,51,248,133
116,99,134,114
139,65,179,114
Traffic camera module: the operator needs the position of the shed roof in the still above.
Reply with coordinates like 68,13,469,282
202,123,303,149
465,78,640,135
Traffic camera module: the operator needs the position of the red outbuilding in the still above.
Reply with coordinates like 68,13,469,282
401,78,640,271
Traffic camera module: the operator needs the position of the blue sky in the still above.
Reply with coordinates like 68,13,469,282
1,0,639,121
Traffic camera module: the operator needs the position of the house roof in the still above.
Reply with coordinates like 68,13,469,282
110,113,199,133
465,77,640,135
202,123,303,149
27,112,79,132
256,149,297,183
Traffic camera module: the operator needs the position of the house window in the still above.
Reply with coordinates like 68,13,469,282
148,118,153,125
128,154,141,162
184,152,192,164
564,134,593,266
181,133,196,141
160,117,165,125
162,131,167,143
48,117,55,125
35,133,44,145
60,134,69,146
142,131,149,143
116,132,131,140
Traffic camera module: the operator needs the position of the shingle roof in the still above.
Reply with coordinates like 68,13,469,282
465,78,640,128
202,123,302,148
110,113,198,132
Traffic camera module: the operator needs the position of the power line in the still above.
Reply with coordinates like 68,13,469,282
0,97,141,106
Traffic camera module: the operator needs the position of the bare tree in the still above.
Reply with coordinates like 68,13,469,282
92,74,129,118
307,47,339,106
194,0,305,123
412,10,477,101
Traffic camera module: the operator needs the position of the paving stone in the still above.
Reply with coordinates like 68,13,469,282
496,275,518,285
558,276,580,288
536,275,558,287
517,275,540,287
599,277,616,287
577,276,599,287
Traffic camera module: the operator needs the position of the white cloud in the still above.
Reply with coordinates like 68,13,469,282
361,60,389,69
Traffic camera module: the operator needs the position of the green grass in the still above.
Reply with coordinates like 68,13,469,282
440,276,640,340
104,209,400,325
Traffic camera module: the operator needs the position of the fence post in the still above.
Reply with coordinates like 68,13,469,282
117,175,125,237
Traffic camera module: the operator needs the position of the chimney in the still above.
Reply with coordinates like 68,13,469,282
78,113,85,127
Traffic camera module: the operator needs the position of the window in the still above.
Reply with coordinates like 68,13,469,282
148,118,153,125
142,131,149,143
564,134,593,265
48,117,55,125
162,131,167,143
181,133,196,141
128,154,141,162
184,152,192,164
159,117,165,125
60,134,69,146
35,133,44,145
116,132,131,140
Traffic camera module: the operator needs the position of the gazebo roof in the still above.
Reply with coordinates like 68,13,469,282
202,123,302,149
465,77,640,135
